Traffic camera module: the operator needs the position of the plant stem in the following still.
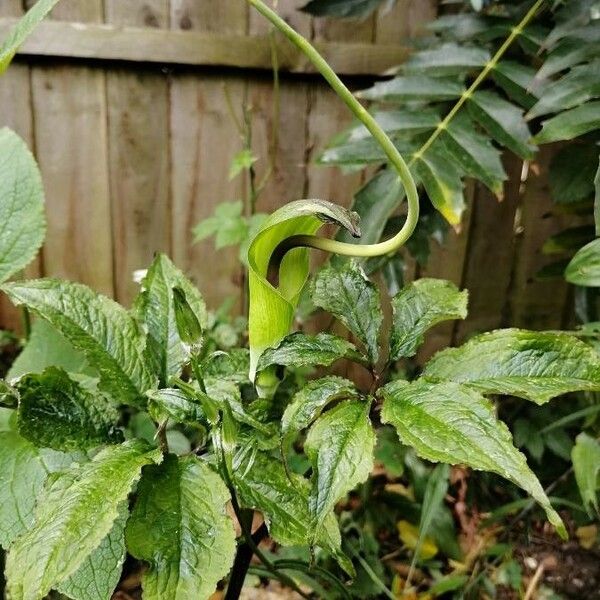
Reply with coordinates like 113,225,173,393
409,0,546,166
245,0,420,259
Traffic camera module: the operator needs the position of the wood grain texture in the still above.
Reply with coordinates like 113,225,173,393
105,0,171,306
376,0,437,43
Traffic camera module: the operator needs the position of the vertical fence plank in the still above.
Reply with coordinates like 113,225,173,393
170,1,247,312
376,0,437,43
104,1,171,306
29,0,113,298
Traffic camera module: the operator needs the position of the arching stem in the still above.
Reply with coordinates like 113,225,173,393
245,0,420,259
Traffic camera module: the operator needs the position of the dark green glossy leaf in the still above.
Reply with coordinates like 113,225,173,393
537,35,600,79
572,432,600,517
566,238,600,286
0,128,45,284
404,43,490,76
533,101,600,143
549,143,598,204
424,329,600,404
300,0,386,18
126,455,235,600
380,379,565,538
312,261,382,365
357,76,464,103
146,388,205,427
390,278,468,360
347,109,439,142
16,367,122,451
492,61,539,109
542,226,595,255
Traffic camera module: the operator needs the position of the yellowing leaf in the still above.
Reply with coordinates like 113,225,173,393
576,524,598,550
397,520,438,560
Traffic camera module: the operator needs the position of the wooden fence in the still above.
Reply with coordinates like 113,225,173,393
0,0,582,358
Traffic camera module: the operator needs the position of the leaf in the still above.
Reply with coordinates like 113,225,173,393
532,101,600,144
380,380,566,538
347,109,440,142
300,0,386,18
0,0,61,73
414,148,466,225
229,149,257,180
468,91,536,160
0,128,46,284
2,279,156,406
404,43,490,76
126,455,236,600
596,159,600,237
146,388,205,427
193,201,249,249
15,367,122,451
390,278,468,360
0,431,80,549
423,329,600,404
247,199,360,379
305,400,375,531
7,319,90,381
397,521,438,560
136,254,207,385
441,113,506,197
492,61,539,109
572,432,600,517
566,239,600,286
6,440,161,600
549,143,598,204
357,76,464,102
312,260,382,365
542,226,595,255
257,332,361,372
56,503,128,600
281,376,359,441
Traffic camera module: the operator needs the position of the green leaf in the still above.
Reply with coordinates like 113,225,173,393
537,36,600,80
404,43,490,76
0,0,61,73
414,148,466,225
234,450,352,573
300,0,386,18
572,432,600,517
247,199,360,379
527,61,600,118
193,201,249,249
136,254,207,385
532,101,600,143
542,226,595,255
305,400,375,531
423,328,600,404
15,367,122,451
146,388,205,427
0,431,80,549
229,149,257,181
257,332,361,372
468,91,535,160
7,319,90,381
2,279,156,406
390,278,468,360
347,109,440,142
566,239,600,286
0,128,46,284
312,260,382,365
126,455,236,600
357,76,464,102
595,159,600,237
491,61,539,109
380,380,565,538
549,143,598,204
56,503,128,600
441,113,506,197
6,440,161,600
281,376,359,441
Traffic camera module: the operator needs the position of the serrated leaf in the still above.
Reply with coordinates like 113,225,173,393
248,199,361,379
0,0,61,73
2,279,156,406
305,400,375,531
135,254,207,385
126,455,235,600
347,109,440,142
229,149,257,180
414,149,466,225
281,376,359,440
257,332,361,372
549,143,598,204
423,328,600,404
390,279,468,360
312,260,382,365
532,101,600,143
146,388,205,427
492,61,539,109
380,380,565,538
357,76,464,102
537,35,600,80
6,440,161,600
15,367,122,451
300,0,386,18
56,503,128,600
528,61,600,118
404,43,490,76
468,91,535,159
233,450,352,574
0,128,46,284
0,432,81,549
565,238,600,286
441,113,506,197
572,432,600,517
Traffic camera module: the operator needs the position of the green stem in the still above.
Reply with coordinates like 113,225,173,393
410,0,546,166
246,0,419,258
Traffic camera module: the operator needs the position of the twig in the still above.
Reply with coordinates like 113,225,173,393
523,562,545,600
